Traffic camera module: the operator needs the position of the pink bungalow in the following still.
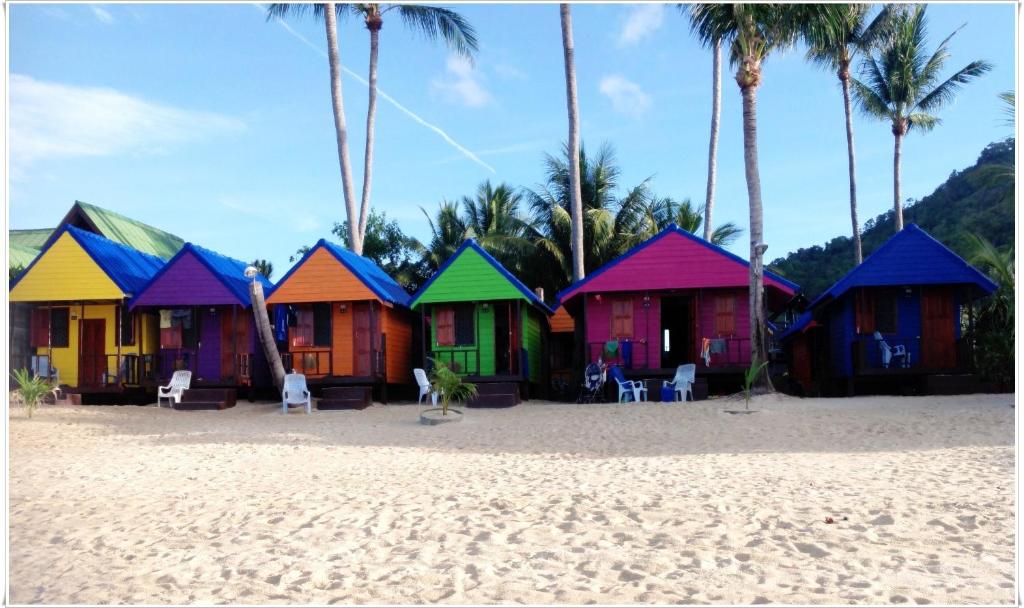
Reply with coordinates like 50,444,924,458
557,224,799,381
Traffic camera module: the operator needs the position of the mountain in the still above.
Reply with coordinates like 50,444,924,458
769,139,1015,300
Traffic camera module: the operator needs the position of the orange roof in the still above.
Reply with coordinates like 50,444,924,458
550,305,574,333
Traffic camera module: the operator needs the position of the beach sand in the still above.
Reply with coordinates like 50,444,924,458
8,393,1015,605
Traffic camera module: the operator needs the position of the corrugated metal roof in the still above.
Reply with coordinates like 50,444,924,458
10,228,54,250
77,200,184,260
806,224,998,310
187,243,273,303
66,225,166,295
320,240,411,306
9,242,41,269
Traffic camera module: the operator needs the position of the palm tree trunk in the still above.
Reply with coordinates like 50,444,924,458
559,3,585,283
249,280,286,392
703,39,721,243
324,3,362,254
358,24,381,247
740,78,772,391
893,129,904,232
841,73,863,264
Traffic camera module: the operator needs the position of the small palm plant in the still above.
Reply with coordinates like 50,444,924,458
11,368,57,418
429,359,478,415
742,357,770,410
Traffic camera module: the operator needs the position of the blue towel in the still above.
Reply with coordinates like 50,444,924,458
273,304,288,342
620,340,633,368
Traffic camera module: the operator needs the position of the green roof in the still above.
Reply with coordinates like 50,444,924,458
76,201,184,260
10,228,54,250
9,242,40,269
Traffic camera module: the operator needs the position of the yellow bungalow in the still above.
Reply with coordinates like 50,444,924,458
9,225,165,398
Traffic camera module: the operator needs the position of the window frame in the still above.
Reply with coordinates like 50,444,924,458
713,294,736,337
610,298,634,340
873,289,899,335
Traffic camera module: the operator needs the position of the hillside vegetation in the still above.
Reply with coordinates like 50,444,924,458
769,139,1015,299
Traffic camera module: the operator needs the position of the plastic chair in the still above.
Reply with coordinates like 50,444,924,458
873,331,908,368
608,365,647,403
157,370,192,407
414,368,438,406
663,364,695,402
282,373,312,414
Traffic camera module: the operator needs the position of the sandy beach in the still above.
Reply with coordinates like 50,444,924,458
8,393,1015,605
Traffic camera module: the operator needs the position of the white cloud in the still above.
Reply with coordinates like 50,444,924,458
9,74,245,173
617,4,665,47
90,5,114,24
432,56,493,108
493,63,527,81
599,75,652,119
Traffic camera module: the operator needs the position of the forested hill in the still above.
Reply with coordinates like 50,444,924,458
769,139,1015,300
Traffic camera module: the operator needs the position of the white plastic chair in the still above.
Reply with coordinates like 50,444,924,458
282,373,312,414
31,355,59,385
414,368,438,406
608,366,647,403
663,364,696,402
158,370,191,407
873,331,908,368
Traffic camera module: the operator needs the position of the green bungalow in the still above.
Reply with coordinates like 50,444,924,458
410,239,552,405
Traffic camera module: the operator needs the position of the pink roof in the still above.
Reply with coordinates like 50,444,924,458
558,225,798,303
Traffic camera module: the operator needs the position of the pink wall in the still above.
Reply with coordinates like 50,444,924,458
584,287,754,368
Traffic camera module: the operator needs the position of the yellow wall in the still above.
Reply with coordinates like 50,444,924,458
10,233,124,302
33,303,158,388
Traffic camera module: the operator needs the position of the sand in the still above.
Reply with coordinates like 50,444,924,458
8,393,1015,605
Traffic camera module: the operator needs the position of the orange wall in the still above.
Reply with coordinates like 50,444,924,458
332,302,354,376
382,306,413,383
268,248,376,304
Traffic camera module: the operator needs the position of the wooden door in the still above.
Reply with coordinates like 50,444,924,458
80,319,105,387
219,308,249,380
353,302,372,376
921,287,956,369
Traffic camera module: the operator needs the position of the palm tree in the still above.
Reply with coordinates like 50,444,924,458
413,200,469,274
249,259,274,280
804,4,895,264
348,4,478,246
559,4,585,282
851,5,991,232
703,39,722,243
267,3,362,253
616,195,742,249
688,4,810,388
460,180,538,276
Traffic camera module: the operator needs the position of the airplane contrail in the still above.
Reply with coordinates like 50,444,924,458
260,6,496,174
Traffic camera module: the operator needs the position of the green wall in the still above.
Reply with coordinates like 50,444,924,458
524,307,541,382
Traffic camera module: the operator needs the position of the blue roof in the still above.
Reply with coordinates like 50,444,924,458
778,310,815,341
268,239,410,307
410,239,554,314
130,243,273,307
806,224,998,310
556,223,800,303
11,224,165,296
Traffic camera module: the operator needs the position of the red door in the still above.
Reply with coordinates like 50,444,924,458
921,287,957,369
80,319,105,387
353,303,372,377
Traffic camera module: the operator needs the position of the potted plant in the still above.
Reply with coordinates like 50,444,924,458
420,360,477,425
10,369,58,419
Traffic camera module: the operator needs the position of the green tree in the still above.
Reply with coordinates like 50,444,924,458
688,3,813,388
249,259,274,280
803,4,895,264
967,233,1013,389
617,195,742,249
460,180,538,278
344,4,477,246
851,5,991,232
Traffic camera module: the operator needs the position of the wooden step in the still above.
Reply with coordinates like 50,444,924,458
318,386,372,410
174,401,229,411
467,382,520,408
176,388,236,410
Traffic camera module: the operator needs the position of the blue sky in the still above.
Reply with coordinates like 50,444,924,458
9,2,1016,277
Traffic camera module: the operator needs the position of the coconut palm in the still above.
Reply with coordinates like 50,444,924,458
618,196,743,249
688,3,812,388
559,4,585,282
249,259,274,280
460,180,538,276
413,200,469,274
347,4,478,246
850,5,991,232
804,4,895,264
703,39,722,243
267,3,362,253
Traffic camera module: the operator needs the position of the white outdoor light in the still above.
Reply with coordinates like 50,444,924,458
244,266,258,280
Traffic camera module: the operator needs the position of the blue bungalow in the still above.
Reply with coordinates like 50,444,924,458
780,224,997,395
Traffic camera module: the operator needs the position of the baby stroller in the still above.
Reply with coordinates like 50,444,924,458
577,362,605,403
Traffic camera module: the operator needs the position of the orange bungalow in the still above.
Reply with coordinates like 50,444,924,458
265,239,413,402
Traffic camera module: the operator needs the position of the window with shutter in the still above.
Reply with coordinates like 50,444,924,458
855,289,876,334
874,290,898,334
714,295,735,336
30,308,49,348
453,304,475,346
50,308,70,347
161,325,183,349
611,299,633,339
313,303,332,347
117,306,136,346
436,307,455,346
291,306,315,347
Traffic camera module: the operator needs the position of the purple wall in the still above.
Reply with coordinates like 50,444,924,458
132,251,239,307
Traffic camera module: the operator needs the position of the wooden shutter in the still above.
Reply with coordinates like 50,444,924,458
313,303,332,347
611,299,633,339
161,326,182,349
714,295,735,336
291,307,314,347
50,308,70,347
454,304,475,346
855,289,876,334
436,307,455,346
30,308,50,348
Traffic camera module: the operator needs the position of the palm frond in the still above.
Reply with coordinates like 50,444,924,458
850,77,892,119
914,60,993,113
396,5,479,58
